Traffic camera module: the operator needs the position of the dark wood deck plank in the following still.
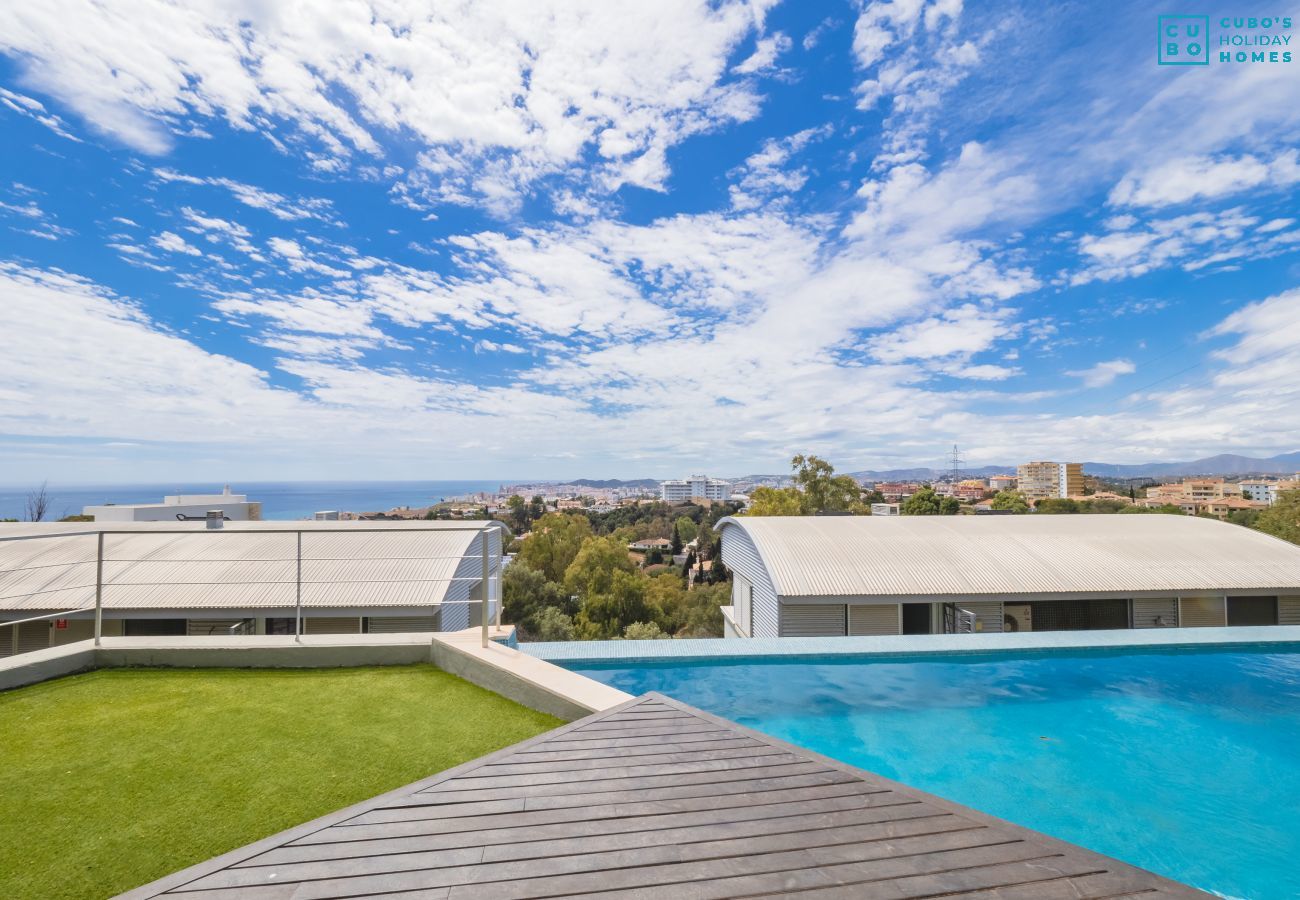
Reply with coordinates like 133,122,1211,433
340,779,884,829
254,799,939,867
119,693,1208,900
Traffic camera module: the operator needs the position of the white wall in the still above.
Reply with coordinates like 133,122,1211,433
718,524,780,637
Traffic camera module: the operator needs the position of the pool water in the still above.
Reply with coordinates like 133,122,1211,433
565,646,1300,899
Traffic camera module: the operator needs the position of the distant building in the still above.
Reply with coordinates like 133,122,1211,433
989,475,1017,492
1068,491,1132,506
1138,478,1276,518
1238,479,1298,506
660,475,732,502
934,481,987,502
314,511,340,521
1016,462,1083,502
870,503,900,516
84,486,261,522
629,537,673,552
875,481,921,502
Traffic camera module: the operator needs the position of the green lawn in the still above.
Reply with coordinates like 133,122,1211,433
0,665,563,899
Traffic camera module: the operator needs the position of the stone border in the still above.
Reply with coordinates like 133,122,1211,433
430,629,632,719
1,630,632,723
522,623,1300,664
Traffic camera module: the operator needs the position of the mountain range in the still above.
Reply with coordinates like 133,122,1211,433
843,451,1300,482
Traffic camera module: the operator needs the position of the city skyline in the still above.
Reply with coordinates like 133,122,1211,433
2,1,1299,483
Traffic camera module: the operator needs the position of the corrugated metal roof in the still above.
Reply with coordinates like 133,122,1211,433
0,521,504,612
717,515,1300,598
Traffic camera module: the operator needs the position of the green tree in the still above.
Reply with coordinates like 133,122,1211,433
534,606,575,641
1035,498,1081,514
989,491,1029,513
563,535,636,599
680,581,730,637
645,547,665,566
1085,498,1130,514
695,517,715,560
901,487,959,515
501,563,570,637
1225,508,1262,528
1254,490,1300,544
745,486,804,516
674,515,698,545
622,621,669,640
790,454,864,514
576,569,659,639
1117,503,1186,515
515,512,593,583
505,494,528,531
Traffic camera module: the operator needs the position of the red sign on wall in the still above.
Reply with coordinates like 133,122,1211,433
54,619,68,629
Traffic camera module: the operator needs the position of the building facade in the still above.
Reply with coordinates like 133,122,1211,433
717,515,1300,639
84,486,262,522
0,521,506,659
1016,462,1083,502
660,475,732,502
989,475,1017,492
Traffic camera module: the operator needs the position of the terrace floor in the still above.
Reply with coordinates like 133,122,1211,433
123,693,1207,899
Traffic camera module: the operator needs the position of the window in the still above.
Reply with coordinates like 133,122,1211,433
1227,596,1278,627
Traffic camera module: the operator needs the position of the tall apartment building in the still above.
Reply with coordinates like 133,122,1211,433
1016,462,1084,502
660,475,732,502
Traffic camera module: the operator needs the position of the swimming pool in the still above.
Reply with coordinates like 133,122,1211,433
562,645,1300,899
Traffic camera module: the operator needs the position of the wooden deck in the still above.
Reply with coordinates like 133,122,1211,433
121,693,1207,899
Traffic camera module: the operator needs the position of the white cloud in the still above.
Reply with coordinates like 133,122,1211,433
728,125,832,210
1066,358,1135,388
732,32,791,74
155,169,339,224
1070,208,1292,284
1109,151,1300,208
0,86,82,142
266,238,350,278
152,230,204,257
869,304,1016,364
1,1,777,212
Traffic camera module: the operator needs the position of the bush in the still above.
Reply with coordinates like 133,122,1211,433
622,621,669,640
533,607,575,642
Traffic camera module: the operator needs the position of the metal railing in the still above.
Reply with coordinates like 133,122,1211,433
0,522,505,659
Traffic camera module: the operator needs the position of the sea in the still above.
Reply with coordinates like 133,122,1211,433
0,481,509,522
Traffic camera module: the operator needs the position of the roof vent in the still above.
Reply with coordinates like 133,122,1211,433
206,510,225,529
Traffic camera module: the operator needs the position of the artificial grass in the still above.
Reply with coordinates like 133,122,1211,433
0,665,563,899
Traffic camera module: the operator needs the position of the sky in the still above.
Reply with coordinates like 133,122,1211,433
1,0,1299,484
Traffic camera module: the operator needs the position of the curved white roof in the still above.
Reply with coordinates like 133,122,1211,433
0,520,504,613
717,514,1300,599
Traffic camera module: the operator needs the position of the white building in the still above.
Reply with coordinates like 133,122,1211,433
717,515,1300,639
0,520,506,657
84,486,262,522
870,503,900,516
660,475,732,502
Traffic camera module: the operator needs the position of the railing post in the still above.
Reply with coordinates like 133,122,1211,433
94,531,104,647
295,531,303,644
481,527,490,649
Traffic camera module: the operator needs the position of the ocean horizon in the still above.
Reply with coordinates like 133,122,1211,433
0,480,512,522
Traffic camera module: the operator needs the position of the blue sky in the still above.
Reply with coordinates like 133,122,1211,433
1,0,1298,483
